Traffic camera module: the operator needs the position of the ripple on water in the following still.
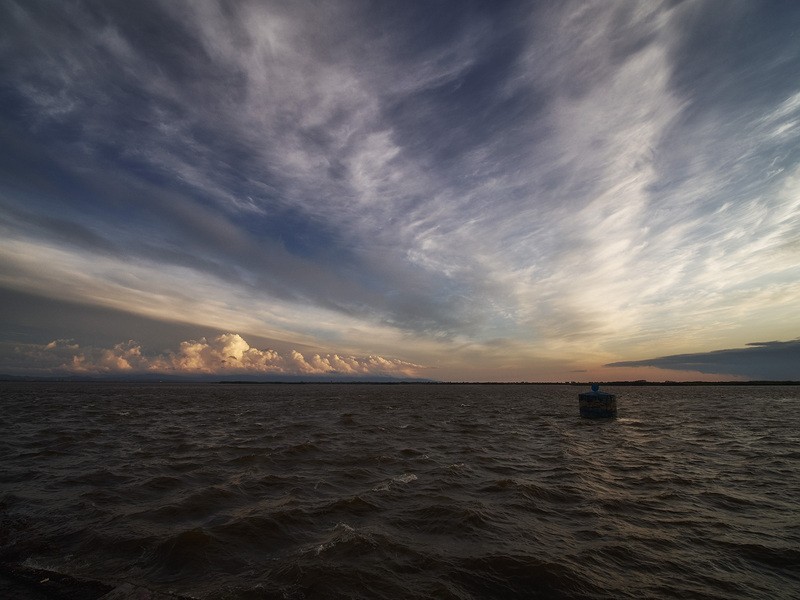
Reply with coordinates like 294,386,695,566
1,383,798,600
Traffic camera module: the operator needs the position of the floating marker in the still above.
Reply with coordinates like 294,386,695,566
578,384,617,418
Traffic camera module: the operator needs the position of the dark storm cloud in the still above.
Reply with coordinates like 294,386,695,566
606,340,800,380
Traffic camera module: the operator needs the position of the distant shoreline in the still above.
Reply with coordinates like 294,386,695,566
1,376,798,386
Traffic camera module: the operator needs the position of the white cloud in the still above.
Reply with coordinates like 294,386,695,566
16,333,426,378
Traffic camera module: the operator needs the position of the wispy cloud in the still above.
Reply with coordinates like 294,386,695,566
1,1,799,379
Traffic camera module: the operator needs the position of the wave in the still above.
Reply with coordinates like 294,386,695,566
2,382,799,600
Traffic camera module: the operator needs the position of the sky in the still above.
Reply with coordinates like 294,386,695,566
1,0,799,382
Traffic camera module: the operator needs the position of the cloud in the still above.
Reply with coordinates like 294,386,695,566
0,1,799,378
12,333,426,379
606,340,800,380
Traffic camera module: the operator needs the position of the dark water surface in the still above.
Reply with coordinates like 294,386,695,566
1,383,799,599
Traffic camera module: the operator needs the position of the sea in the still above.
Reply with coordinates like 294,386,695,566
1,383,798,599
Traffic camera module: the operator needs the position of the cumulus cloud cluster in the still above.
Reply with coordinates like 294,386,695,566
20,334,425,378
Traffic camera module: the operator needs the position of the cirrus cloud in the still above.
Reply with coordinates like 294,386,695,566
1,1,799,380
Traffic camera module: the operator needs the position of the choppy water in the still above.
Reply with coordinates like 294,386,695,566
1,383,799,599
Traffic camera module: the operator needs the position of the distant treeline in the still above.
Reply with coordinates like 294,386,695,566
218,380,799,386
569,380,800,386
1,376,798,385
445,380,800,386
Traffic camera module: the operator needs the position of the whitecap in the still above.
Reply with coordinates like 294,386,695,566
313,522,357,555
393,473,418,484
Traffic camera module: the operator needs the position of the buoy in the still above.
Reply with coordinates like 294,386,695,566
578,384,617,418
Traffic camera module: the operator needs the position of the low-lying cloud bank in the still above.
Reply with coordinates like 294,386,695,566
16,333,426,379
606,340,800,380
